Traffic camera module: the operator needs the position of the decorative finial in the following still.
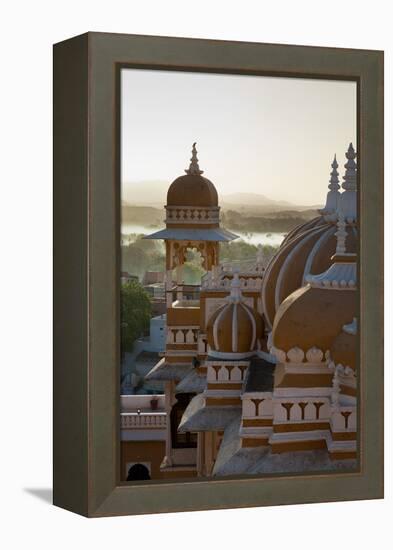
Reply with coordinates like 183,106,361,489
306,212,356,289
229,271,242,303
337,143,357,222
319,154,341,217
342,142,357,191
329,154,340,192
335,213,348,255
185,142,204,176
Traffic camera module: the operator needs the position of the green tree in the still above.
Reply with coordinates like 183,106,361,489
121,280,151,352
220,240,258,262
121,237,165,278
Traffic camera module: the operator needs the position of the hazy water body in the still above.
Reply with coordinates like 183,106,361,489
121,223,286,247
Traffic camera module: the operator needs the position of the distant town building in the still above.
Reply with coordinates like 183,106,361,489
150,299,167,317
144,282,165,299
121,315,166,395
140,314,166,353
120,394,167,480
143,271,165,285
121,271,138,285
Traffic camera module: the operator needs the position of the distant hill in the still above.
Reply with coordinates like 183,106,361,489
221,192,293,208
120,203,321,235
122,181,320,212
121,204,165,226
122,180,168,206
260,208,320,220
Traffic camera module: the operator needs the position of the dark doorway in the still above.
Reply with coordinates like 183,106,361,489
126,463,151,481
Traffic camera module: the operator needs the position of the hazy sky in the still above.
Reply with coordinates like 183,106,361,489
121,69,356,206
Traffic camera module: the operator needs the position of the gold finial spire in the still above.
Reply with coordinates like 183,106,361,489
185,142,204,175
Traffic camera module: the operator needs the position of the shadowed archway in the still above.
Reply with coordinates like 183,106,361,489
126,463,151,481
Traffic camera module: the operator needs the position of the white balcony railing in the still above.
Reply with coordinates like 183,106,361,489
121,412,167,429
201,270,264,291
167,326,199,344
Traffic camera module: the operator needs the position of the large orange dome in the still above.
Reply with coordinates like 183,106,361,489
262,147,358,330
207,274,264,358
167,174,218,207
166,143,218,208
262,221,357,329
271,227,357,359
271,284,356,356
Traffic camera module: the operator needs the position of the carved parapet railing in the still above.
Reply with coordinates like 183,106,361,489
167,326,199,345
120,412,167,429
201,271,263,291
165,206,220,225
242,396,270,418
207,362,249,383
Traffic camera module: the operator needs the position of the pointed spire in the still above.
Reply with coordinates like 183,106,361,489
329,154,340,192
337,142,357,222
185,142,204,176
342,142,357,191
319,154,341,217
305,211,356,289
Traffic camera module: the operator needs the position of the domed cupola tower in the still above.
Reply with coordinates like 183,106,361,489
200,273,264,409
145,143,238,306
144,144,238,474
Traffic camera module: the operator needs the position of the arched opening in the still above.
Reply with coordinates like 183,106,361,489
168,240,219,306
126,463,151,481
182,247,206,285
170,393,197,448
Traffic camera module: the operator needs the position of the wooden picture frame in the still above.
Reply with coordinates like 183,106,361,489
53,32,384,517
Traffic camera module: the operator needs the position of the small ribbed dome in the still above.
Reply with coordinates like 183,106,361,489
167,143,218,208
207,274,264,357
330,318,357,371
